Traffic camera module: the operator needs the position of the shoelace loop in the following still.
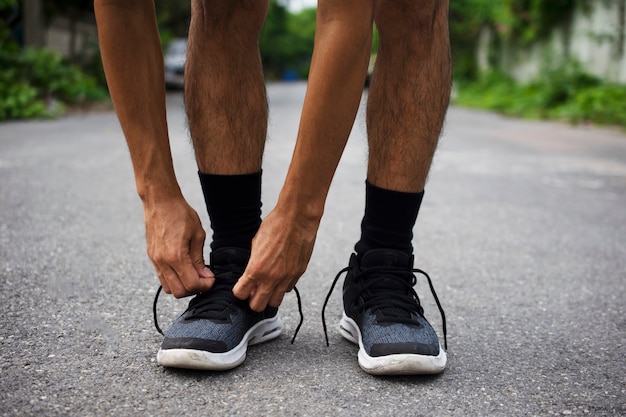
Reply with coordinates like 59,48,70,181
153,285,164,335
321,265,447,350
290,287,303,344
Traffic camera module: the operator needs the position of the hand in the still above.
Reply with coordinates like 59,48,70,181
144,196,215,298
233,205,320,311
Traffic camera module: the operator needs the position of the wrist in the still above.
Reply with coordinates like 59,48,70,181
136,175,183,206
131,145,182,205
276,183,326,224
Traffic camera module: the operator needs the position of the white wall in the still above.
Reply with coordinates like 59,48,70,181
44,16,99,60
481,0,626,83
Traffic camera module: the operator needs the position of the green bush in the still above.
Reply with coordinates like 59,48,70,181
0,45,107,121
0,68,46,120
565,85,626,126
20,48,106,103
454,72,519,113
454,64,626,128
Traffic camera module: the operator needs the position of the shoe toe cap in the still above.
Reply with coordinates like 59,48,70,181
370,342,440,357
161,337,228,353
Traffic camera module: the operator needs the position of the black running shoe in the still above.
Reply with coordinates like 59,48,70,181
155,247,282,370
323,249,447,375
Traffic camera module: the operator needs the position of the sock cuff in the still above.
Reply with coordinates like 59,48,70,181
199,171,262,208
364,180,424,225
198,171,262,251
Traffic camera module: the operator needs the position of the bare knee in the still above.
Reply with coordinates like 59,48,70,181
94,0,152,13
190,0,268,40
375,0,448,45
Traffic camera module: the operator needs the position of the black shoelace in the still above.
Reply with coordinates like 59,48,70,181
153,285,304,344
321,265,447,350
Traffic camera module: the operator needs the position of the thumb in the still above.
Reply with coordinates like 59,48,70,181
233,268,256,300
198,265,215,280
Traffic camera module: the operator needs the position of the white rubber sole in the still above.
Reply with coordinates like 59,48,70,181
156,315,283,371
339,313,447,375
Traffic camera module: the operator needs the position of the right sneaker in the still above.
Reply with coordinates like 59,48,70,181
338,249,447,375
156,247,282,370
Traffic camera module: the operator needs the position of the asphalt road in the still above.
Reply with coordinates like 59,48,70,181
1,83,625,416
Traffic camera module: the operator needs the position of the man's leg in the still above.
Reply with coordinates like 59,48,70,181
157,0,282,371
340,0,451,375
187,0,268,252
355,0,451,256
367,0,450,192
186,0,268,176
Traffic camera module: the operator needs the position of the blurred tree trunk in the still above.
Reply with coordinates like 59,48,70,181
68,7,79,62
618,0,625,60
23,0,44,47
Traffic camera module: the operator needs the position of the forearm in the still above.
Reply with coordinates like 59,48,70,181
278,4,373,220
95,0,180,203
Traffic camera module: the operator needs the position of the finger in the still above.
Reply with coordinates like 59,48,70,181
248,284,275,312
158,273,172,295
174,259,215,295
269,276,299,307
268,288,286,308
286,276,300,292
161,265,190,298
198,266,215,279
232,270,257,300
152,263,172,294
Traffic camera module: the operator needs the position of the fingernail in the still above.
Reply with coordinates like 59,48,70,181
202,267,214,278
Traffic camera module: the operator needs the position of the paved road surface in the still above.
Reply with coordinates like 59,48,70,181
1,83,625,416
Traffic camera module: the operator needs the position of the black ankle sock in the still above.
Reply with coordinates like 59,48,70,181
198,171,262,251
354,180,424,258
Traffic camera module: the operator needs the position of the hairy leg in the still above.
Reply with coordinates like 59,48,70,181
367,0,451,192
186,0,269,174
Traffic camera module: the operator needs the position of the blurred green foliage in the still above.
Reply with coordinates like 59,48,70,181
155,0,191,48
451,0,626,128
455,63,626,128
0,0,106,121
450,0,579,80
4,0,623,127
0,42,107,121
0,45,108,120
261,3,316,78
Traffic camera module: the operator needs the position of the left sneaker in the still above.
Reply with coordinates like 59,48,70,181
329,249,447,375
154,248,282,371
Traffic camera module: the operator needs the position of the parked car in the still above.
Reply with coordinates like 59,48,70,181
164,38,187,89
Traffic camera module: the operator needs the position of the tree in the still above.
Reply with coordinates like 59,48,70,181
154,0,191,46
260,1,316,78
23,0,43,48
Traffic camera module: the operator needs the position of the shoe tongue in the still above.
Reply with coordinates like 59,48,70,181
360,249,412,269
360,249,412,291
209,247,250,285
210,247,251,267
